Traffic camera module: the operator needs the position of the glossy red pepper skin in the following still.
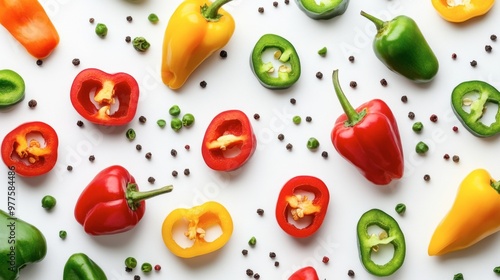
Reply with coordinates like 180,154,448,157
276,176,330,238
74,165,173,235
331,70,403,185
201,110,256,171
70,68,139,126
288,266,320,280
1,121,58,177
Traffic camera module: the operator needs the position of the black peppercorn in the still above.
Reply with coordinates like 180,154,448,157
184,168,190,176
89,155,95,162
269,252,276,258
290,98,296,104
485,45,493,52
242,249,248,255
348,269,355,277
36,59,43,66
139,116,147,123
136,144,142,151
126,16,133,22
424,174,430,181
451,53,457,59
246,269,254,276
408,112,415,119
470,60,477,67
273,1,278,7
286,143,293,150
430,114,438,122
125,36,131,43
452,155,460,162
258,7,264,13
257,208,264,215
321,151,328,158
145,152,152,159
28,99,37,108
443,154,450,160
315,72,323,79
125,267,132,272
77,120,84,127
274,261,279,267
348,55,355,62
254,273,260,279
171,149,177,157
253,113,260,120
172,170,178,177
277,134,284,141
380,78,388,86
349,81,357,88
89,18,95,24
67,165,73,171
491,34,497,41
219,50,227,58
200,80,207,88
305,116,312,122
401,95,408,103
148,177,155,183
284,0,289,4
72,58,80,66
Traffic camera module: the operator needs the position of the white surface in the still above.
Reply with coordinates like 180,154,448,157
1,0,500,279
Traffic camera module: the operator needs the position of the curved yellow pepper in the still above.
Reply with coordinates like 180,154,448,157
431,0,495,23
161,0,235,90
428,168,500,256
161,201,233,258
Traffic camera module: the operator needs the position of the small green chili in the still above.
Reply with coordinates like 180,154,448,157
415,141,429,154
292,115,301,124
126,128,136,140
148,13,159,23
171,118,182,131
125,257,137,269
41,195,56,210
318,47,327,56
182,113,195,127
157,119,166,128
306,137,319,150
95,23,108,37
248,236,257,246
169,105,181,116
141,262,152,273
412,121,423,132
494,266,500,274
453,273,464,280
59,230,67,239
132,37,150,52
395,203,406,214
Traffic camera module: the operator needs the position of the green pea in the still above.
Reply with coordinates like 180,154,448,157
412,121,423,132
141,262,152,273
494,266,500,274
182,113,195,127
317,47,327,56
169,105,181,116
125,257,137,269
395,203,406,214
157,119,166,128
171,118,182,131
59,230,67,239
292,115,301,125
126,128,136,140
306,137,319,150
453,273,464,280
132,37,150,52
95,23,108,37
415,141,429,154
148,13,159,23
248,236,257,246
41,195,56,210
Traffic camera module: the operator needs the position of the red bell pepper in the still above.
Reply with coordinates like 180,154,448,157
201,109,256,171
70,68,139,126
1,121,58,177
288,266,320,280
275,176,330,238
74,165,173,235
330,70,404,185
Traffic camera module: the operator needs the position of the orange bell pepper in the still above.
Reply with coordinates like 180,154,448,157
428,168,500,256
0,0,59,59
161,201,233,258
431,0,495,23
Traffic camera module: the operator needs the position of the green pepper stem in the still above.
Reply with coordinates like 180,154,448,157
360,11,385,31
332,70,366,126
491,180,500,193
126,183,173,211
202,0,233,21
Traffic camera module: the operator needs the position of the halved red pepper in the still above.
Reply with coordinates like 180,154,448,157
288,266,320,280
74,165,173,235
70,68,139,126
201,110,256,171
1,121,58,177
275,176,330,238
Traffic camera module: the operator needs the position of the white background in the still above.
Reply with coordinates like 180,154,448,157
1,0,500,279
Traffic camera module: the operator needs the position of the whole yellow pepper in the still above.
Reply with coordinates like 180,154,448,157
431,0,495,23
428,168,500,256
161,0,235,90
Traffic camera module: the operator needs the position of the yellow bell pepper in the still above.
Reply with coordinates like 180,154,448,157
161,0,235,90
431,0,495,23
161,201,233,258
428,168,500,256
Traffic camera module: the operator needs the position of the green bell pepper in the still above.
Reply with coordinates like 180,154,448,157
295,0,349,20
63,253,107,280
361,11,439,83
250,33,301,89
451,80,500,137
357,208,406,277
0,209,47,280
0,69,25,108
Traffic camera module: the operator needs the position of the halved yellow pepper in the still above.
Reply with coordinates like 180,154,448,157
161,201,233,258
431,0,495,23
161,0,235,90
428,168,500,256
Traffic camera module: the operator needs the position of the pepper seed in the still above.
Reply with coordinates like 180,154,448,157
67,165,73,171
451,53,457,60
125,267,132,272
89,18,95,24
246,269,254,276
269,252,276,258
430,114,438,122
254,273,260,279
491,34,497,41
242,249,248,255
136,144,142,151
273,1,278,7
185,144,190,150
36,59,43,66
286,143,293,150
274,261,280,267
125,36,131,43
321,151,328,158
290,98,296,105
443,154,450,160
139,116,147,123
126,16,133,22
305,116,312,122
452,126,459,132
171,149,177,157
257,208,264,216
89,155,95,162
184,168,190,176
348,270,355,277
322,256,330,263
145,152,152,159
284,0,289,4
253,113,260,120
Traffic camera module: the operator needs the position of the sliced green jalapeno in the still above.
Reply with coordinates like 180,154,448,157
295,0,349,20
0,69,25,108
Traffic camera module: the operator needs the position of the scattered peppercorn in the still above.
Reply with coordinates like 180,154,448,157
470,60,477,67
322,256,330,263
349,81,357,88
452,126,459,132
171,149,177,157
132,37,150,52
95,23,108,37
148,177,155,184
59,230,67,239
316,71,323,79
28,99,37,108
253,113,260,120
254,273,260,279
36,59,43,66
184,168,190,176
169,105,181,116
491,34,497,41
452,155,460,163
258,7,264,13
125,267,132,272
395,203,406,214
348,55,355,62
200,80,207,88
277,134,284,141
125,36,131,43
424,174,431,181
185,144,190,150
401,95,408,103
154,265,161,271
269,252,276,259
453,273,464,280
348,269,355,277
292,115,301,124
148,13,159,23
290,98,296,104
274,261,279,267
415,141,429,154
408,111,415,119
145,152,152,159
72,58,80,66
126,15,133,22
412,122,423,133
430,114,438,122
248,236,257,246
451,53,457,60
141,263,152,273
220,50,227,58
125,257,138,269
89,155,95,162
172,170,178,177
485,45,493,52
306,137,320,150
89,18,94,24
284,0,289,4
157,119,167,128
286,143,293,150
41,195,56,210
134,276,140,280
493,266,500,274
317,47,327,56
305,116,312,122
321,151,328,158
273,1,278,7
257,208,264,216
126,128,136,140
182,113,195,127
77,120,84,127
136,144,142,151
67,165,73,171
246,269,254,276
380,78,388,86
242,249,248,255
443,153,450,160
139,116,147,123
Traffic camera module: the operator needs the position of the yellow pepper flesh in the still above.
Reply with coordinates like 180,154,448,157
161,201,233,258
161,0,235,90
428,168,500,256
431,0,495,23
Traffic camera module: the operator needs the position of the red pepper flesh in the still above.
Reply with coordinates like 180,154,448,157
201,110,256,171
1,121,58,177
74,165,173,235
70,68,140,126
288,266,320,280
330,70,404,185
276,176,330,238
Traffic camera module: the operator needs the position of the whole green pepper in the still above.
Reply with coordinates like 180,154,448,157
0,209,47,280
361,11,439,83
357,208,406,276
0,69,25,108
63,253,107,280
451,80,500,137
295,0,349,20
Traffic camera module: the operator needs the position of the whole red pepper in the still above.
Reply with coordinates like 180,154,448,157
275,176,330,238
201,110,256,171
70,68,139,126
74,165,173,235
288,266,320,280
330,70,404,185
